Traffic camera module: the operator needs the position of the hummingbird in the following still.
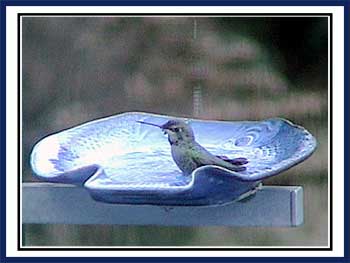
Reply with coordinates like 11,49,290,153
137,119,248,175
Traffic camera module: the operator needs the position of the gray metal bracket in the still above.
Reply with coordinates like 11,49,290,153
22,183,303,227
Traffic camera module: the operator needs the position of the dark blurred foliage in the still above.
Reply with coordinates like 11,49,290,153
22,17,328,246
216,17,328,87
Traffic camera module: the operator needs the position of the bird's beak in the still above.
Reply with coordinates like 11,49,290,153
136,120,162,128
137,120,170,135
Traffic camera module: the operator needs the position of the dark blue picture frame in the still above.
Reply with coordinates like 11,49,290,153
0,0,348,262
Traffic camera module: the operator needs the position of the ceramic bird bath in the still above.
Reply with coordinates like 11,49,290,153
30,112,316,206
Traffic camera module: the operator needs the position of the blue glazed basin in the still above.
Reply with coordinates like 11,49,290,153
30,112,316,206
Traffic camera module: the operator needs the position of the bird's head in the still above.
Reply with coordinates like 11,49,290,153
160,119,195,145
137,119,195,145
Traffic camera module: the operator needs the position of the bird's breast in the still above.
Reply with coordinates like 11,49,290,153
171,145,198,175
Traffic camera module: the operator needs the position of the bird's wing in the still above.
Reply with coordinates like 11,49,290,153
191,144,246,172
215,155,249,165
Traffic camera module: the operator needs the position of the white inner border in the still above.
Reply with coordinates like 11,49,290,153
6,5,344,258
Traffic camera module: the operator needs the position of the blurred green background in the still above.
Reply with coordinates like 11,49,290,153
22,16,328,246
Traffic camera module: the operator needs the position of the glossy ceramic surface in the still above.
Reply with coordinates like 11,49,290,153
30,112,316,205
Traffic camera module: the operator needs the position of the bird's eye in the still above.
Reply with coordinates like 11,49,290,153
174,127,179,132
